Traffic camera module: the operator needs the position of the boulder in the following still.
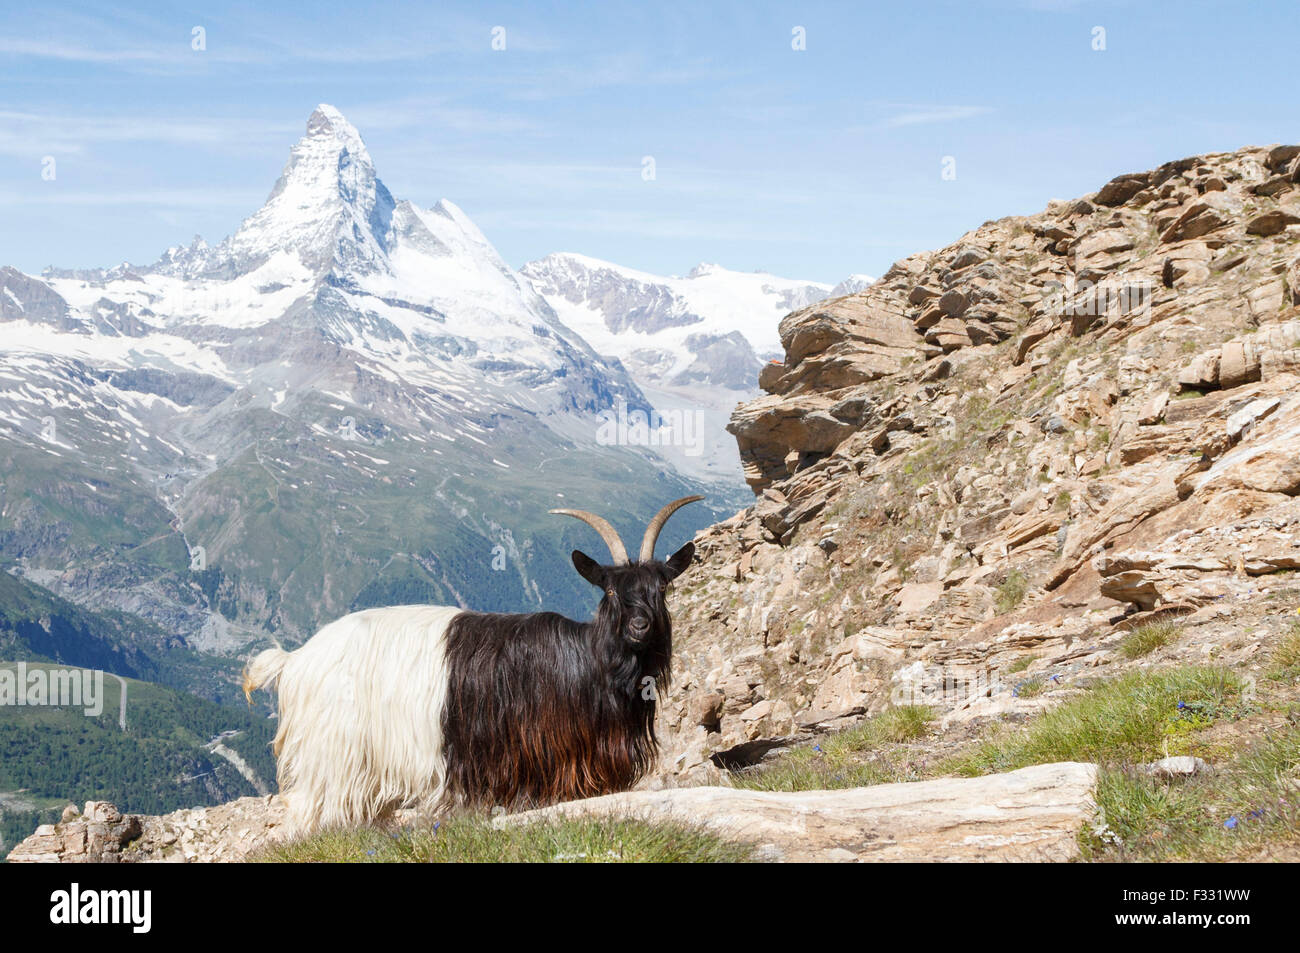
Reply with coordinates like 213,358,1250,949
1015,317,1056,364
1217,340,1261,389
1145,756,1210,779
937,289,970,318
779,298,921,366
1095,173,1150,206
1177,351,1221,391
501,763,1100,862
948,245,989,271
1245,210,1300,236
1160,203,1228,243
1265,144,1300,172
1138,391,1169,425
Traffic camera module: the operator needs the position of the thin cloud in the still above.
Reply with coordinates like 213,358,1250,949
0,187,265,208
341,100,544,137
0,38,175,63
0,15,554,70
0,110,299,155
882,105,994,128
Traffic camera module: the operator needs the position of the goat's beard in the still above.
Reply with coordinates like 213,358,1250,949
593,604,673,700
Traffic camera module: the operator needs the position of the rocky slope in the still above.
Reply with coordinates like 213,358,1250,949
658,143,1300,777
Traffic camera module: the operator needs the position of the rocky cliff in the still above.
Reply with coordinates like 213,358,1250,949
660,143,1300,776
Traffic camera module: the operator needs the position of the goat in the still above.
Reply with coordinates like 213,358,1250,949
242,496,700,832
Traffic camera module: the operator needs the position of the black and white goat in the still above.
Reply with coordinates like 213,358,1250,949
242,496,700,831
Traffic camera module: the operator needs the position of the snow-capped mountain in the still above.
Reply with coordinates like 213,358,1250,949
35,106,636,423
0,105,729,658
520,253,873,481
522,253,839,389
830,274,876,298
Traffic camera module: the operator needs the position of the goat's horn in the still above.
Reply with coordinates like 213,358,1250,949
549,509,630,565
639,495,703,562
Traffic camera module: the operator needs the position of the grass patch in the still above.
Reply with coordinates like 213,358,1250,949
1013,676,1048,698
995,569,1029,614
254,813,758,863
1267,619,1300,682
1084,725,1300,861
1006,655,1035,674
1119,621,1181,660
946,666,1249,776
731,706,934,792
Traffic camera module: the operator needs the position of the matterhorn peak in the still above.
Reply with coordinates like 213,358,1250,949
306,103,358,136
267,104,379,206
204,104,395,277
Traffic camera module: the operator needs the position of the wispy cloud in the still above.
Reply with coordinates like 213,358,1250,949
881,105,994,128
0,187,264,208
0,110,298,156
341,99,544,137
0,12,554,71
0,37,178,63
497,55,735,102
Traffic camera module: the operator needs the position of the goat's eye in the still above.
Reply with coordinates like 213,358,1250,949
606,589,615,599
659,581,668,593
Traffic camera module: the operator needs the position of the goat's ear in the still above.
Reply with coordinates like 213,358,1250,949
664,542,695,580
571,550,605,588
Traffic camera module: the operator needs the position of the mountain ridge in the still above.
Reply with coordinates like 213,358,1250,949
0,105,734,664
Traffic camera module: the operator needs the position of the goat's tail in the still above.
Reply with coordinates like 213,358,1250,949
242,645,291,704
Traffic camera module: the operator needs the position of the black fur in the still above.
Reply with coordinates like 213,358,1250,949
440,542,694,808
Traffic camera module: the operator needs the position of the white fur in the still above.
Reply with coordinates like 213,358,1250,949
243,604,462,832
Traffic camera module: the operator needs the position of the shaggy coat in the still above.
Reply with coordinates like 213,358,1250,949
243,537,693,832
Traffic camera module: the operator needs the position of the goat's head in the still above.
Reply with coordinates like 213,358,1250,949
552,497,700,653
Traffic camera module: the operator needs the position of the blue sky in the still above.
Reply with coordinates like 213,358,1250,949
2,0,1298,284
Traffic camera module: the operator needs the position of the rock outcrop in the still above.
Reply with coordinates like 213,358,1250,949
661,143,1300,777
6,797,288,863
505,762,1098,862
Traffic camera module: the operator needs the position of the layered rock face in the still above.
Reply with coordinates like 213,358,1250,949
663,144,1300,776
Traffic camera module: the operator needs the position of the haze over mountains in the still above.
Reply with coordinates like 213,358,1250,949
522,254,871,478
0,105,862,677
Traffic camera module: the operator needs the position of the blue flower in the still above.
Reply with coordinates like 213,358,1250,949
366,848,376,855
1224,816,1239,829
1177,701,1187,710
